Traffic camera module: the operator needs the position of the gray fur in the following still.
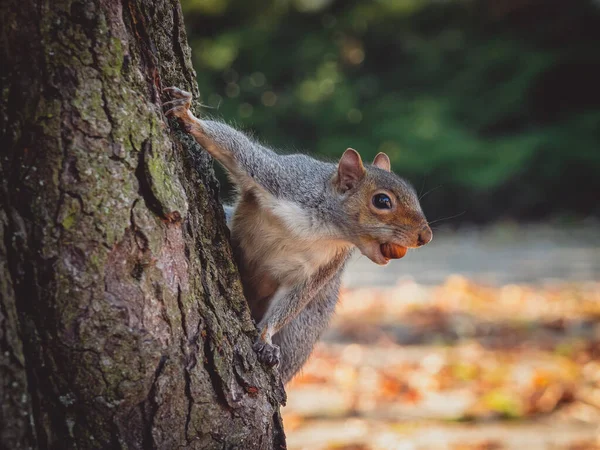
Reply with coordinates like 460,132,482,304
273,265,346,383
203,120,423,243
203,120,336,202
203,120,350,238
164,91,429,383
201,120,357,382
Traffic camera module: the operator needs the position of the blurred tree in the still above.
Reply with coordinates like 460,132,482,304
182,0,600,223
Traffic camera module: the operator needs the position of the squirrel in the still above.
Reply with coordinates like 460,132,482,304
163,87,432,384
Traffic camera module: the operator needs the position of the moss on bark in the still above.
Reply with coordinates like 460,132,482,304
0,0,286,448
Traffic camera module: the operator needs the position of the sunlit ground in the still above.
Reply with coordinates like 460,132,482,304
283,225,600,450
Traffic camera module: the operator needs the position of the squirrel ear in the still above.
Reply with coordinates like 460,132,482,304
372,152,391,172
337,148,366,191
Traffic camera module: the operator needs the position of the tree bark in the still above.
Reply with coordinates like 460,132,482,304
0,1,286,448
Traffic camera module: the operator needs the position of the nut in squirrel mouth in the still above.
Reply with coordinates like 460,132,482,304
380,243,408,261
361,241,408,265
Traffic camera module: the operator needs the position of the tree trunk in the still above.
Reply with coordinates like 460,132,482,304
0,1,286,448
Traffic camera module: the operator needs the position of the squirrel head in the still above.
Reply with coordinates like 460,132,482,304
333,148,432,265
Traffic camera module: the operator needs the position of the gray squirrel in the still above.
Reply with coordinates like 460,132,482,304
163,87,432,384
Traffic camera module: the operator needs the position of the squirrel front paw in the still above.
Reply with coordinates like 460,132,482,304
253,340,281,367
163,87,194,128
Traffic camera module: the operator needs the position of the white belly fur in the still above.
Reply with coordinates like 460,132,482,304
231,193,350,287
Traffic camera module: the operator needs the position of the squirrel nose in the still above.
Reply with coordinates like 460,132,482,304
417,225,432,247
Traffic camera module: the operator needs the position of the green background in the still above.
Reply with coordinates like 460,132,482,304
181,0,600,224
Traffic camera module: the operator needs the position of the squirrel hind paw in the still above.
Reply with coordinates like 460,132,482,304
253,340,281,367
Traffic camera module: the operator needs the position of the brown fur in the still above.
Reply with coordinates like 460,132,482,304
231,188,352,325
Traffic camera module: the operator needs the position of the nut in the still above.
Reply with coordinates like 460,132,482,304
380,243,408,259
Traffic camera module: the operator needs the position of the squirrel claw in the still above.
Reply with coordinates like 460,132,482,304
253,340,281,367
163,98,190,111
163,87,195,122
163,86,192,100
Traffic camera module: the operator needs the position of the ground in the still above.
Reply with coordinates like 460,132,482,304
283,224,600,450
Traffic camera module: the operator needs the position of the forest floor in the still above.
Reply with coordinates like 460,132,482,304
283,224,600,450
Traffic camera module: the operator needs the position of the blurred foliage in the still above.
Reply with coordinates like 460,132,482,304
281,278,600,448
181,0,600,223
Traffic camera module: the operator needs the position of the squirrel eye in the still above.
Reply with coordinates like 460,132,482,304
372,193,392,209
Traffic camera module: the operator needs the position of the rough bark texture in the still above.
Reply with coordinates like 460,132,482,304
0,1,286,448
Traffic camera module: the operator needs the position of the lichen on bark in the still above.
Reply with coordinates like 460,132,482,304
0,0,286,449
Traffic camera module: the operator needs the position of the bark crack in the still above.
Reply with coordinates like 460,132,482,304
1,197,46,448
176,285,194,442
141,354,168,450
195,251,238,411
201,326,231,412
124,0,162,103
170,3,195,92
134,139,165,218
